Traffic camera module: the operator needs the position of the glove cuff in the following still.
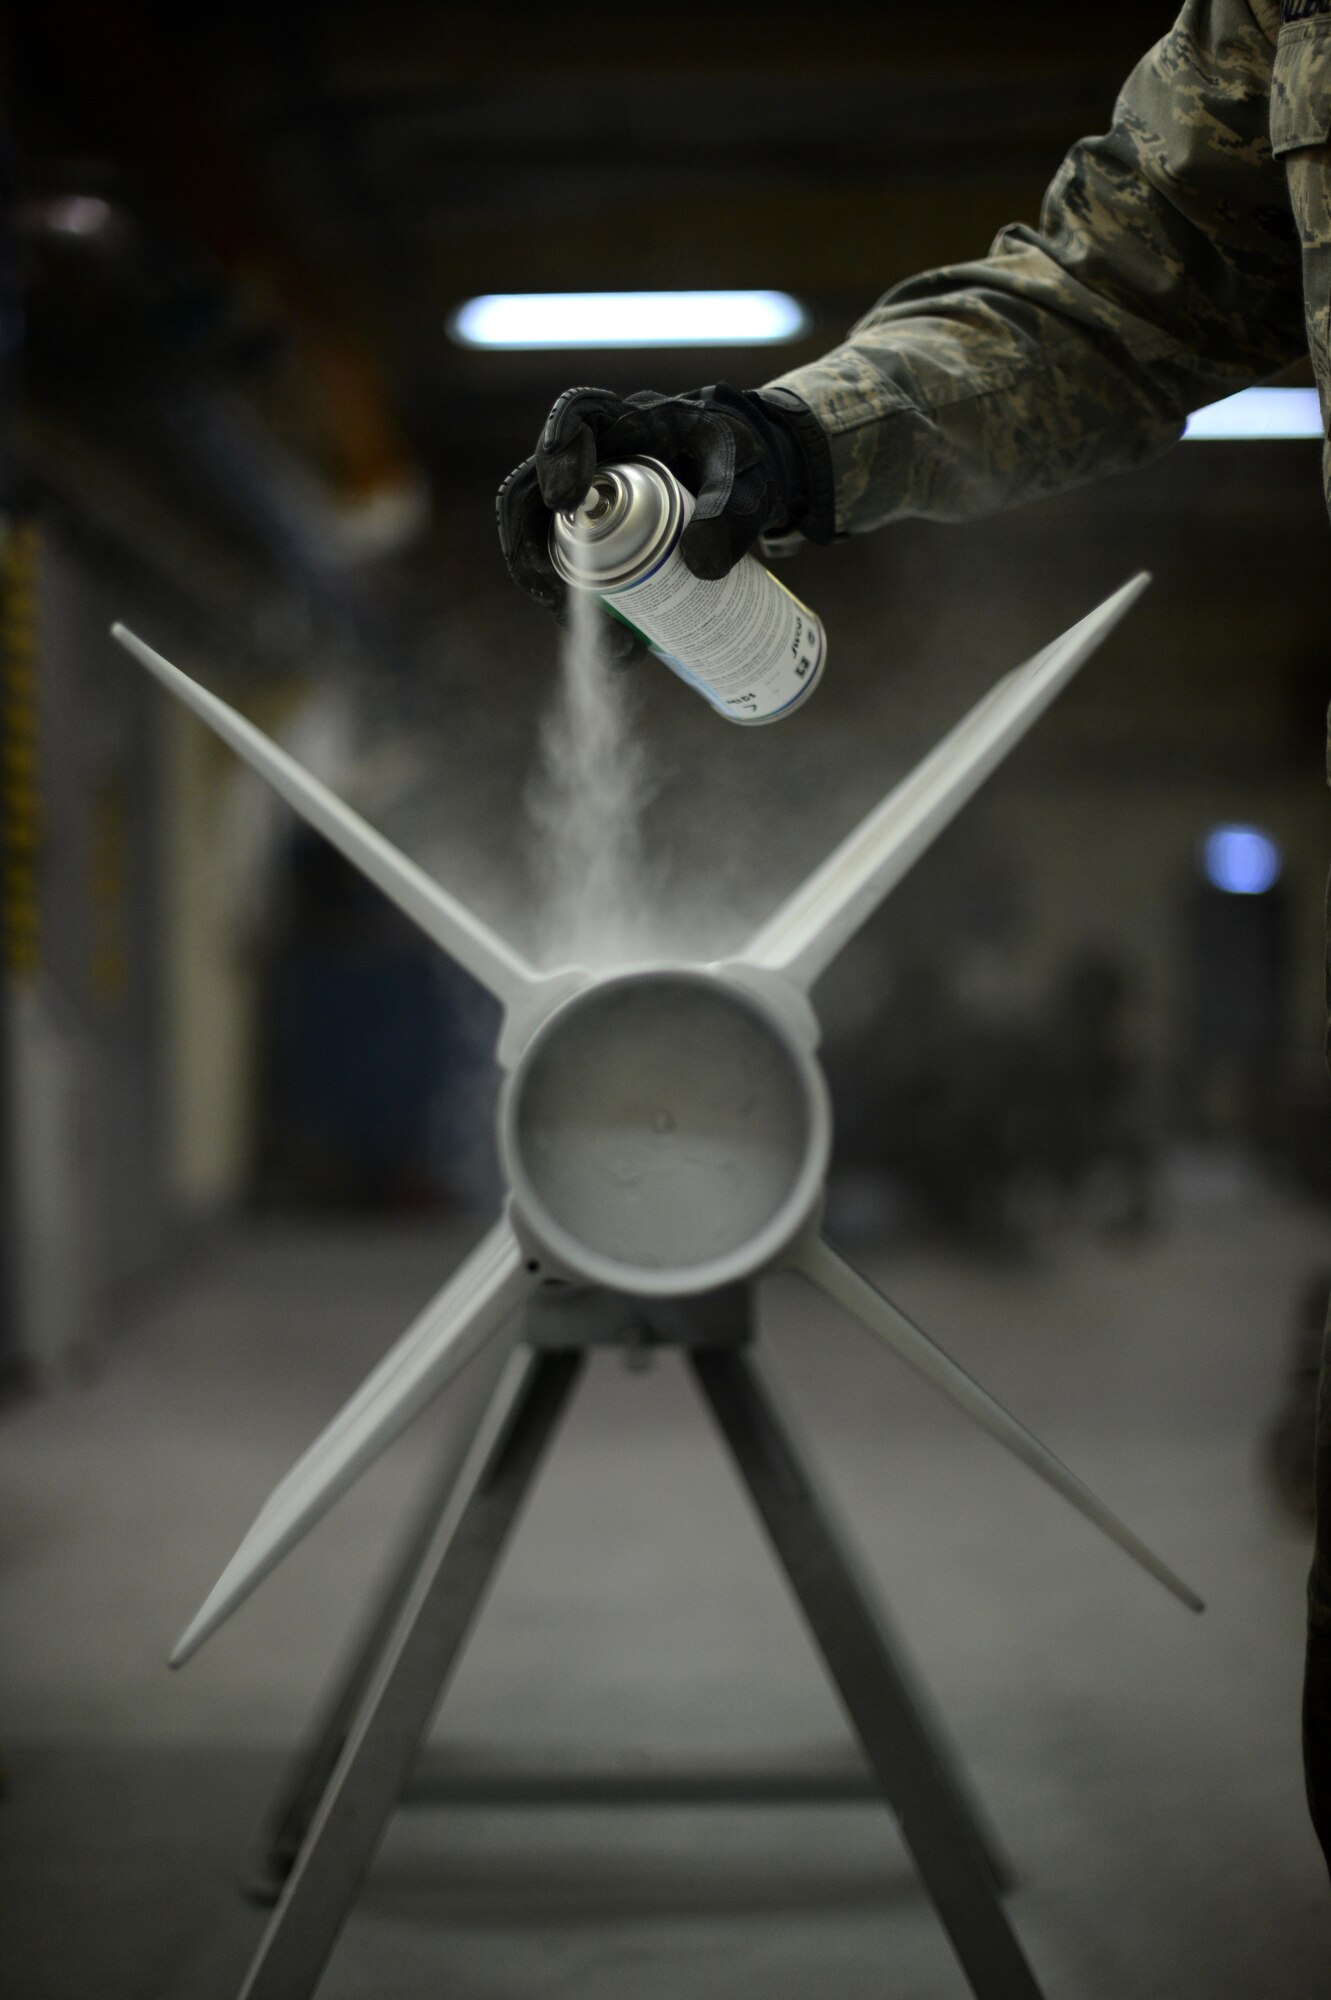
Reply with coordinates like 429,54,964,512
702,383,838,549
750,387,838,546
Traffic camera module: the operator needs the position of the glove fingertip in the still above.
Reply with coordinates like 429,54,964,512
538,439,597,512
679,518,736,581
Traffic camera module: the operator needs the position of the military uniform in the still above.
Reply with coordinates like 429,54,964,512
774,2,1317,527
773,0,1331,1875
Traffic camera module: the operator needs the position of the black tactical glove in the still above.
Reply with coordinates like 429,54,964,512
496,383,835,660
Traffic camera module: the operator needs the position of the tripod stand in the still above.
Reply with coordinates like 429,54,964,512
116,583,1200,1999
235,1285,1049,2000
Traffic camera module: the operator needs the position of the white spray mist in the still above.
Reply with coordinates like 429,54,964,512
526,588,661,969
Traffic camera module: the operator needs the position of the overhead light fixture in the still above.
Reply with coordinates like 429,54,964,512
1183,387,1322,440
1201,824,1282,895
20,194,116,240
448,290,809,350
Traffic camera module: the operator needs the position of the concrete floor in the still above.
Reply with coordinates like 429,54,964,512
3,1182,1330,1999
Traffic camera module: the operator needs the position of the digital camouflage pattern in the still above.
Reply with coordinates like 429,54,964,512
776,0,1331,1878
773,0,1323,532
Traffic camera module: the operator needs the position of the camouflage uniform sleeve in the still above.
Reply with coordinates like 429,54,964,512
770,0,1304,533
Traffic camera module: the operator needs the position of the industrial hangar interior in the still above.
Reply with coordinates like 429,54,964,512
3,4,1331,1997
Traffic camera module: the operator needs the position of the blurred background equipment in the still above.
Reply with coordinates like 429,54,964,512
1267,1271,1331,1523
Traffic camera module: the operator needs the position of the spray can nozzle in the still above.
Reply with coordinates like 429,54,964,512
572,472,623,531
584,477,615,521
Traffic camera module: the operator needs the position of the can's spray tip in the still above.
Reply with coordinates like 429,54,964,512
581,475,616,523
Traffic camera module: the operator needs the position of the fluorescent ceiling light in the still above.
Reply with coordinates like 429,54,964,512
448,290,808,349
1183,387,1322,440
23,194,115,238
1201,824,1282,895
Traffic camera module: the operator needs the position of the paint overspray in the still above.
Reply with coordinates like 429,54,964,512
524,587,826,974
525,585,663,969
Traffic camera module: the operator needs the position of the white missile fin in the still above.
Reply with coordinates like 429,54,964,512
790,1230,1203,1614
739,574,1150,991
171,1219,533,1666
111,624,538,1007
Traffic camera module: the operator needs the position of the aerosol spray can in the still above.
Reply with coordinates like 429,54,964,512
549,457,825,725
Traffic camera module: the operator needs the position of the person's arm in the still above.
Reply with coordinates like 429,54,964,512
771,0,1303,533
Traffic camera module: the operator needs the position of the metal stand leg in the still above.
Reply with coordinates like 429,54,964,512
237,1299,1040,2000
691,1344,1045,2000
251,1344,514,1899
235,1346,584,2000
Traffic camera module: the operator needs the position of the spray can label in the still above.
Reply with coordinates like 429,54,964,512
549,457,824,725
